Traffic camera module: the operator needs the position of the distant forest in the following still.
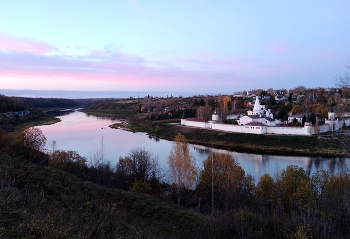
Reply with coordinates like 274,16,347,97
0,95,109,113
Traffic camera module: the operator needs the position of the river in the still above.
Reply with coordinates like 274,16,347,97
38,109,350,182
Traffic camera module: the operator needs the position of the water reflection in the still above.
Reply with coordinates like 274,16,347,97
191,145,350,180
39,110,350,182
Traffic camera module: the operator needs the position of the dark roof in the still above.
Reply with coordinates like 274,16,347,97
264,117,274,121
245,115,262,119
187,118,206,122
245,122,267,126
289,113,307,118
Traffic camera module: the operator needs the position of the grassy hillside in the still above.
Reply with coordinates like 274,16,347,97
1,122,350,238
81,99,140,119
0,154,210,238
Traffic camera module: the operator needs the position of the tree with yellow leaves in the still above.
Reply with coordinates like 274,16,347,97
168,133,197,206
200,152,245,211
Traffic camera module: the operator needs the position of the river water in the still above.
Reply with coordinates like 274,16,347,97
38,109,350,182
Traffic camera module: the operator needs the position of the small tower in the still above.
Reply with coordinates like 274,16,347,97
328,107,335,120
212,109,219,122
304,113,313,135
252,96,261,115
304,113,312,126
181,110,186,125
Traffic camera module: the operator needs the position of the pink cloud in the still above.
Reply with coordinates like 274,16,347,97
0,32,54,55
267,43,289,53
0,33,250,92
196,52,211,58
215,58,247,68
316,51,338,63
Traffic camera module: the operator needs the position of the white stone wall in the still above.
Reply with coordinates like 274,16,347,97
212,123,267,134
211,123,243,133
266,126,308,135
181,119,210,129
181,117,350,136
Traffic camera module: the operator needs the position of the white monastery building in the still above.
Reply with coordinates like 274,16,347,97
181,97,350,136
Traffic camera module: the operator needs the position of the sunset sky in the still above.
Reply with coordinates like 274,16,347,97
1,1,350,97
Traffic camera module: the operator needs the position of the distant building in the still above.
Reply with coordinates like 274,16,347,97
181,97,350,135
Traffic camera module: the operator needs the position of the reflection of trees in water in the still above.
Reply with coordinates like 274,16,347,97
47,110,74,117
307,157,350,175
148,135,160,142
261,154,269,163
192,144,350,177
85,113,117,121
305,158,312,171
314,158,321,170
191,145,211,155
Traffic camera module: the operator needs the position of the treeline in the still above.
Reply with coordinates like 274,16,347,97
0,94,30,113
21,97,79,108
1,127,350,238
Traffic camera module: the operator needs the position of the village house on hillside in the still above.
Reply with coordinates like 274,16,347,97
4,110,30,118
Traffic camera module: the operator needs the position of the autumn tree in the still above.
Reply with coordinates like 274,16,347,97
49,150,87,176
276,165,315,212
199,152,245,211
168,133,197,206
116,147,160,191
22,127,46,160
291,105,302,115
256,174,276,211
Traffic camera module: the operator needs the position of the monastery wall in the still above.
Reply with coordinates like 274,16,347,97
181,117,350,136
181,119,210,129
266,126,308,135
211,123,243,133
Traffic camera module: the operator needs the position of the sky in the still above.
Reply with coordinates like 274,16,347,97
1,1,350,98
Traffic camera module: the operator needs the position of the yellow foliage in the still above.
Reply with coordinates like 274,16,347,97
200,152,245,209
168,133,197,190
49,150,87,172
291,105,302,115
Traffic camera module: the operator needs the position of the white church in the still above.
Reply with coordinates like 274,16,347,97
181,97,350,136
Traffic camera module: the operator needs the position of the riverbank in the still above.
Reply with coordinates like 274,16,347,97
80,106,350,158
109,118,349,158
0,112,60,133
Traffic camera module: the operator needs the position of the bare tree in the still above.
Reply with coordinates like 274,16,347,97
335,60,350,98
196,104,213,121
127,147,160,181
